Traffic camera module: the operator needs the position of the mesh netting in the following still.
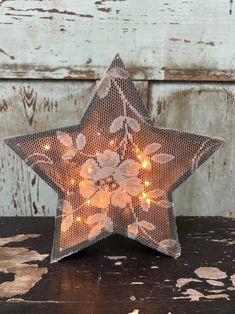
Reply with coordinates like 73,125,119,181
5,54,223,262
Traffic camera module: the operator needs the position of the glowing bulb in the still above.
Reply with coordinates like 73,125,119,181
76,217,81,222
44,144,50,150
71,178,75,184
142,192,147,198
146,198,151,204
109,140,114,145
142,160,149,169
96,151,100,156
137,154,142,160
88,167,92,173
87,200,91,205
144,181,150,186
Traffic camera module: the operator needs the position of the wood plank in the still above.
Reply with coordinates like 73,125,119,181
0,80,148,216
0,217,234,313
0,0,235,80
149,82,235,217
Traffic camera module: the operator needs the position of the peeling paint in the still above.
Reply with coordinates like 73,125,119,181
0,234,48,298
176,278,202,288
106,255,127,260
194,267,227,279
206,279,225,286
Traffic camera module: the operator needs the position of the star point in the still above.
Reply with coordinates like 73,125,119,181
5,55,224,262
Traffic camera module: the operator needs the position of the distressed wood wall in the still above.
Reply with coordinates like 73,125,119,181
0,0,234,216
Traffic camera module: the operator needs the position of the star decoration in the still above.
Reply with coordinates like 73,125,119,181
5,54,224,262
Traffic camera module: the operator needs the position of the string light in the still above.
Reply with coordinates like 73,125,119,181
71,178,75,185
146,198,151,205
88,167,92,173
44,144,50,150
144,181,150,186
87,200,91,205
142,192,147,198
76,217,81,222
109,140,114,145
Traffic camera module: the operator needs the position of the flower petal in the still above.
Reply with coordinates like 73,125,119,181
97,150,120,168
80,159,99,179
119,177,144,196
79,180,96,199
93,166,114,182
91,190,110,209
111,187,131,208
118,159,141,177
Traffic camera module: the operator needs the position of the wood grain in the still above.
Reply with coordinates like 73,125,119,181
149,82,234,217
0,0,234,80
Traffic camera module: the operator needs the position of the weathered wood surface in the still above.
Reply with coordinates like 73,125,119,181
0,0,235,80
0,217,234,314
149,82,235,217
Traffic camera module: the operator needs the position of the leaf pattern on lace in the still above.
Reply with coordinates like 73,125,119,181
138,221,155,231
143,143,162,156
110,116,125,133
126,117,140,133
57,131,86,159
87,214,113,240
97,67,129,99
157,239,177,255
61,200,73,233
151,153,175,164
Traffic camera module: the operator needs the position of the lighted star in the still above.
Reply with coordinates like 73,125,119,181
5,54,223,262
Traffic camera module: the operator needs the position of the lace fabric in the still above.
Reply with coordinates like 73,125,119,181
5,54,224,262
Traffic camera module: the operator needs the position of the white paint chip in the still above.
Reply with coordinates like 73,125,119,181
151,266,159,269
194,267,227,279
115,261,122,266
128,310,139,314
130,295,136,301
206,279,225,287
130,282,144,285
176,278,202,288
106,256,127,260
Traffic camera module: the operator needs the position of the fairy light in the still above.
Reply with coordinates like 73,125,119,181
96,151,100,156
142,192,147,198
109,140,114,145
142,160,149,169
146,198,151,204
144,181,150,186
87,199,91,205
76,217,81,222
88,167,92,174
44,144,50,150
71,178,75,185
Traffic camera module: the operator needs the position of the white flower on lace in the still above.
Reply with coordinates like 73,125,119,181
79,149,144,209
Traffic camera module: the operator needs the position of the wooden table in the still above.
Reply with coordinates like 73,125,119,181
0,217,234,314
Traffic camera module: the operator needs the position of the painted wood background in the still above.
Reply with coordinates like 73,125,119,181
0,0,234,216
